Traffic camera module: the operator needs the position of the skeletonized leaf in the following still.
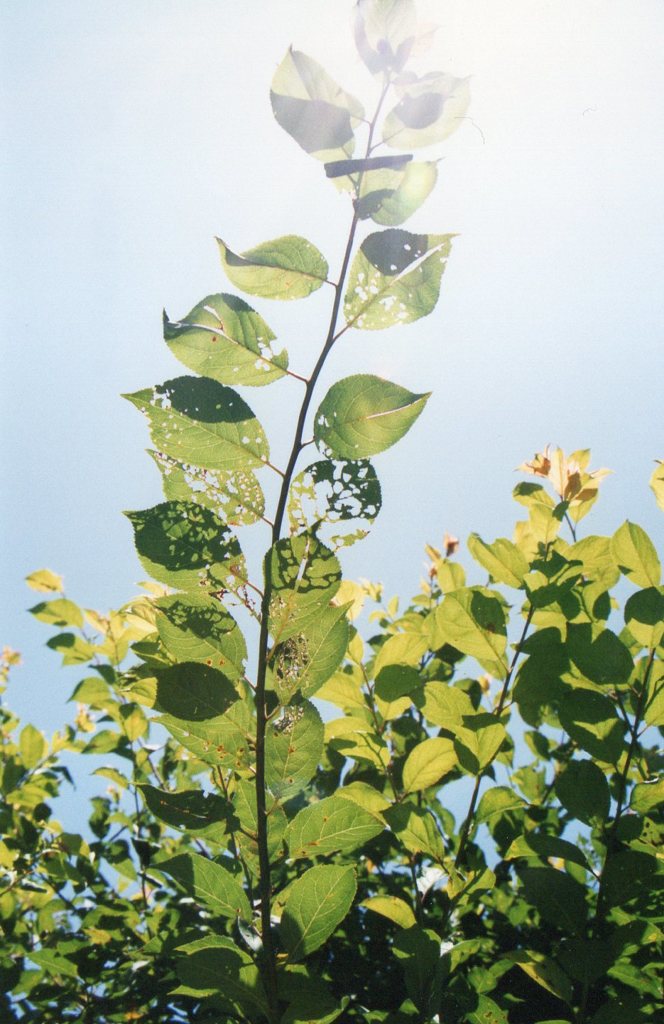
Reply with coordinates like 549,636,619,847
271,48,363,162
288,458,381,549
270,603,350,701
124,376,269,471
286,794,383,860
265,701,324,800
280,865,356,961
150,451,265,526
344,229,453,330
126,500,247,594
218,235,328,301
156,852,252,922
314,375,429,460
267,532,342,641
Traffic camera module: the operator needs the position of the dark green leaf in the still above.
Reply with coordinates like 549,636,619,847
624,587,664,648
519,866,588,934
566,623,633,685
174,935,267,1012
555,760,610,825
558,689,625,764
153,662,238,720
139,784,232,843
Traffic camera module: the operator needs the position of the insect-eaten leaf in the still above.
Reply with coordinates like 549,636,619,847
288,458,381,549
150,451,265,526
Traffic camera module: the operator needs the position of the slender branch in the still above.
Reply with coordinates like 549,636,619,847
610,646,656,833
455,603,535,868
251,80,393,1021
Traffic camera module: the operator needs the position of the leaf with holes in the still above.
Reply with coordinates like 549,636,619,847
217,236,329,301
126,501,247,594
163,293,287,386
125,376,269,472
382,71,471,149
155,594,246,680
286,794,383,860
150,451,265,526
314,375,429,460
267,532,342,641
271,48,363,162
344,230,453,330
280,865,356,961
156,852,251,922
270,602,350,702
265,701,324,799
288,458,381,549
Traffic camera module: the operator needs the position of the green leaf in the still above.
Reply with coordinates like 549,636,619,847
454,713,508,774
336,781,390,818
428,587,508,678
265,701,324,799
288,458,381,548
45,632,96,665
505,833,590,872
416,681,475,728
18,725,47,769
314,375,429,460
218,235,329,301
124,376,269,471
357,161,439,227
475,786,525,826
624,587,664,648
344,230,453,330
354,0,417,77
402,737,457,793
156,851,251,922
650,461,664,511
373,632,428,675
630,779,664,814
268,532,342,641
467,534,529,588
156,593,246,679
279,966,347,1024
392,926,442,1016
174,935,267,1013
281,865,356,961
150,450,265,526
29,598,83,629
566,623,633,685
555,759,610,825
270,603,349,701
362,895,417,929
271,48,363,162
504,950,573,1005
126,500,246,594
611,520,661,588
25,568,63,593
519,866,588,934
382,72,471,149
464,996,508,1024
158,700,253,771
29,949,80,981
383,801,445,861
286,794,383,860
139,785,232,843
153,662,239,720
558,689,625,764
163,292,287,386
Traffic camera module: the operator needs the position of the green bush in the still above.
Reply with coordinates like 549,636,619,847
2,2,662,1021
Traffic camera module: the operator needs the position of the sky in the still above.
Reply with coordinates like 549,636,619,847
2,0,663,758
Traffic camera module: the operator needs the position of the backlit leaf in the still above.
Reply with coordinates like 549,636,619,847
29,598,83,629
25,568,63,593
314,375,429,460
158,700,253,771
354,0,417,77
125,376,269,471
155,593,246,679
271,48,363,162
139,785,232,844
163,293,287,386
558,689,624,764
344,230,452,330
174,935,267,1013
624,587,664,648
288,458,381,549
650,460,664,511
356,161,438,227
265,701,324,799
467,533,529,588
402,737,457,792
156,851,251,922
281,865,356,961
270,603,349,701
382,72,471,149
611,520,661,588
150,450,265,526
428,587,508,678
383,801,445,861
268,533,342,642
218,235,328,301
362,895,417,929
126,500,247,594
286,794,383,860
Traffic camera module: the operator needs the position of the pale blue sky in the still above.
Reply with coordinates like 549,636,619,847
2,0,663,744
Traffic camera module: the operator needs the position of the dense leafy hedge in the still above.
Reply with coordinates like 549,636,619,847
2,2,662,1022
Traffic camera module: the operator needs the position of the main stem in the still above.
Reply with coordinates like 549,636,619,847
252,81,392,1020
